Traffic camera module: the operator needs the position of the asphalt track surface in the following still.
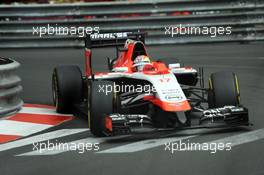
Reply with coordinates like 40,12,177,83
0,43,264,175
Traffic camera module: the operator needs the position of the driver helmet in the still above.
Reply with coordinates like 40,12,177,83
133,55,151,71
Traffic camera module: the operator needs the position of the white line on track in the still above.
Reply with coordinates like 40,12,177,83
13,128,264,155
98,128,264,153
0,129,89,152
208,128,264,147
97,135,196,153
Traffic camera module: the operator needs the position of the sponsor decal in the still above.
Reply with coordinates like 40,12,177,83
161,89,180,94
230,107,244,112
90,32,130,39
165,95,183,101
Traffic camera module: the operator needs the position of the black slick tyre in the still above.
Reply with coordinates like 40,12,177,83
52,66,83,113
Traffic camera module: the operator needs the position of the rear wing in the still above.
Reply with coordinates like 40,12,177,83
85,31,146,48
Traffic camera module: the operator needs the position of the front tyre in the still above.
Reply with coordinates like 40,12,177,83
88,81,119,137
52,66,83,113
208,71,240,108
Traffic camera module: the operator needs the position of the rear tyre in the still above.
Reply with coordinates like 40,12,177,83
88,81,119,137
208,71,240,108
52,66,83,113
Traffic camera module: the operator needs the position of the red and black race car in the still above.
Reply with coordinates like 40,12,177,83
52,32,249,137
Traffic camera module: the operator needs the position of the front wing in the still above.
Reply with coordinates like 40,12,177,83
102,106,250,136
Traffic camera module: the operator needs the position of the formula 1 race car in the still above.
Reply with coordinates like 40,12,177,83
52,32,249,137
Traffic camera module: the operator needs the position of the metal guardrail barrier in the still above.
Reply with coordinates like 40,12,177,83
0,0,263,48
0,58,23,116
0,0,263,18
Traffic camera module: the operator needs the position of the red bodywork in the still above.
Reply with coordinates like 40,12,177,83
84,39,191,112
84,40,170,76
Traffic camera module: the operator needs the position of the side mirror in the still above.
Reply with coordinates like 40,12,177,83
168,63,181,69
156,58,184,69
112,67,129,72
